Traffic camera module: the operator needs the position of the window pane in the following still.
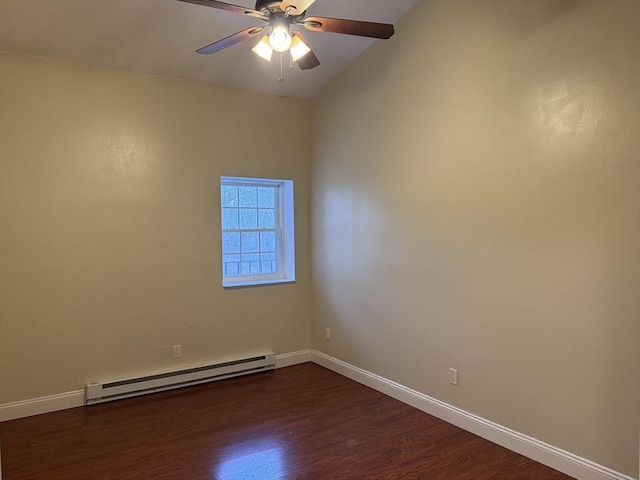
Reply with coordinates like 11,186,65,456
224,262,239,277
242,253,260,263
258,187,275,208
222,232,241,254
239,187,257,208
222,254,241,277
261,252,276,262
223,253,241,264
261,252,278,274
260,262,276,273
260,231,277,252
258,209,275,229
239,208,258,229
241,232,259,253
221,186,238,207
222,208,238,229
241,262,251,275
241,256,260,275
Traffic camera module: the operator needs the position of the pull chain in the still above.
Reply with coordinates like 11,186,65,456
278,52,285,83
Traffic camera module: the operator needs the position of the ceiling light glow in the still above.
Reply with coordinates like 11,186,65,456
269,26,292,52
252,36,273,61
290,35,311,62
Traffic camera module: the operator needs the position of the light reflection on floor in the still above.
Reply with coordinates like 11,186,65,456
211,435,287,480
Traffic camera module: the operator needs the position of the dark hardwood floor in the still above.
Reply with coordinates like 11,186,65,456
0,363,574,480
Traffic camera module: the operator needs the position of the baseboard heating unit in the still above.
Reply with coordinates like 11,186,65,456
85,353,275,405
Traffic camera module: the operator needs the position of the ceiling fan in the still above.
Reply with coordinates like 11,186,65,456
177,0,395,71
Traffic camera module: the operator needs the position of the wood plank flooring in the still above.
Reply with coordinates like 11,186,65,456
0,363,575,480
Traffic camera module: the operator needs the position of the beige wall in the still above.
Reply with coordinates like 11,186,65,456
311,0,639,477
1,0,639,477
0,53,311,403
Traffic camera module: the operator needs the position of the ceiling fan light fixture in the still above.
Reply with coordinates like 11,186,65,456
268,16,292,53
269,27,292,52
252,36,273,61
290,35,311,62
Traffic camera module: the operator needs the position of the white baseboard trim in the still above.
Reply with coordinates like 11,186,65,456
275,349,311,369
0,350,313,423
0,390,85,422
310,350,636,480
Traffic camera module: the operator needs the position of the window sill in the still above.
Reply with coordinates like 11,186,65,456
223,278,297,289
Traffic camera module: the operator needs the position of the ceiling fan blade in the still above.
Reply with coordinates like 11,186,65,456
177,0,268,20
301,16,395,39
295,48,320,70
196,26,266,54
280,0,316,15
292,32,320,70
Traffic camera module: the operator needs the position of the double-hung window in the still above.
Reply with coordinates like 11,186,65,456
220,176,295,287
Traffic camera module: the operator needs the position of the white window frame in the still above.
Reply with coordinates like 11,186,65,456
220,176,295,288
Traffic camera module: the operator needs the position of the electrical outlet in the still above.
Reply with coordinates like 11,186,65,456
173,345,182,358
449,368,458,386
325,328,331,341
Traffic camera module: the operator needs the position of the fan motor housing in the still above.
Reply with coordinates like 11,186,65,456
255,0,283,13
255,0,306,22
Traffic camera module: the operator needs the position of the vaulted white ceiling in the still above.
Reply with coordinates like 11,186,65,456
0,0,417,99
